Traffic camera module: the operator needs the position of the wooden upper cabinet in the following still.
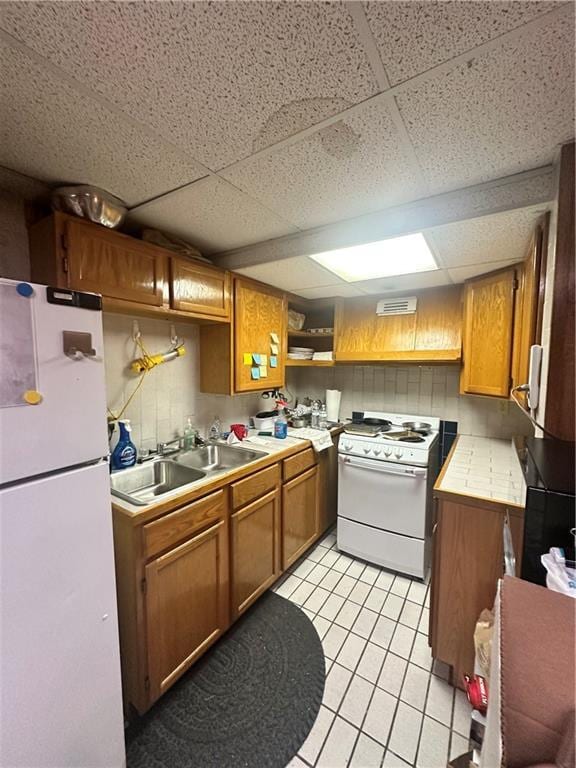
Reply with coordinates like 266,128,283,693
334,285,462,362
170,257,231,319
461,267,517,398
511,225,545,396
64,218,167,306
234,278,287,392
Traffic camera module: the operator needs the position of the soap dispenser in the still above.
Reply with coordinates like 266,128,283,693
111,419,137,470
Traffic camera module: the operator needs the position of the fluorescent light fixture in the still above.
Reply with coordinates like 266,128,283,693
309,233,437,282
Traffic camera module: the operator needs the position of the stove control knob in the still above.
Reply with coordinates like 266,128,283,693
344,443,353,451
384,448,392,458
373,448,381,456
394,449,403,459
363,447,371,455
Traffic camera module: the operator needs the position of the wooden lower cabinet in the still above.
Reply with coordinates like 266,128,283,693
114,446,336,714
144,519,229,703
430,496,524,688
317,443,338,533
282,466,319,569
231,489,281,618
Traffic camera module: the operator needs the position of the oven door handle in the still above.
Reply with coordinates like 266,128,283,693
339,455,427,477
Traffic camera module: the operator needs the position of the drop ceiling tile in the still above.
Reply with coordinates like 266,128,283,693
448,259,518,284
0,41,205,206
396,11,575,191
428,206,546,268
128,177,298,254
293,284,366,300
354,269,452,295
235,256,342,292
363,1,563,86
0,1,379,169
222,100,426,230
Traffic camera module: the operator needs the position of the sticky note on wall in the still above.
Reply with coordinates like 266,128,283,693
270,343,279,355
252,353,261,365
259,365,268,378
243,353,252,365
270,332,279,344
251,367,260,380
260,353,267,365
270,356,277,368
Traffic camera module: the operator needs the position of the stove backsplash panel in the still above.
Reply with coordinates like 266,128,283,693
286,365,533,440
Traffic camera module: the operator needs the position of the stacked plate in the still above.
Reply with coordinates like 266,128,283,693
288,346,314,360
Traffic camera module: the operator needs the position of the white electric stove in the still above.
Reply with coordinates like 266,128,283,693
337,411,440,579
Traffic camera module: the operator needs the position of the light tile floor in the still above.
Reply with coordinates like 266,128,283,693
274,530,472,768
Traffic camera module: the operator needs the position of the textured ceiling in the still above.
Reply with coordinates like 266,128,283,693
235,205,547,297
0,1,573,266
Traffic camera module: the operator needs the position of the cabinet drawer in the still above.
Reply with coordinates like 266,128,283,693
231,464,280,510
283,448,316,482
142,489,226,559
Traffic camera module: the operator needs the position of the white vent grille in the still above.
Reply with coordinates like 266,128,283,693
376,296,417,316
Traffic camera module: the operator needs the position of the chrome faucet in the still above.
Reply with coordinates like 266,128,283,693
157,438,182,456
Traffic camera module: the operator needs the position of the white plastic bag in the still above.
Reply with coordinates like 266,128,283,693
541,548,576,597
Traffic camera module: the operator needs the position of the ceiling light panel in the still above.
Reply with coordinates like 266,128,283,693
309,234,438,282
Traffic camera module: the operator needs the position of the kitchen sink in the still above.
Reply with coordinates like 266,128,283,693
175,443,267,472
110,460,206,506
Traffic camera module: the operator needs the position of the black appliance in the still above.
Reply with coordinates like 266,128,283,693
517,437,575,585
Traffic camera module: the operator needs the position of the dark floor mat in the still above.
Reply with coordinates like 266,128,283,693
126,590,325,768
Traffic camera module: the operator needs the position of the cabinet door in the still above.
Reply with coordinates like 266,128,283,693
460,268,516,397
170,257,231,319
234,278,286,392
317,443,338,534
231,489,281,618
334,286,462,362
65,219,167,306
144,520,229,702
511,227,543,395
432,499,513,685
282,466,319,569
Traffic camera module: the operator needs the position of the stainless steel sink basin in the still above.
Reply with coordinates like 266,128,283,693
110,460,206,506
175,443,267,472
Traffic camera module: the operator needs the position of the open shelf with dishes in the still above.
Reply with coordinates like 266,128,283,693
287,298,335,365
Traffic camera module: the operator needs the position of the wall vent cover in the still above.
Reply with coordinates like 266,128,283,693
376,296,417,316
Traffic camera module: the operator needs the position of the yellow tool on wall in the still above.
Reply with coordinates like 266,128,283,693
107,330,186,423
130,344,185,374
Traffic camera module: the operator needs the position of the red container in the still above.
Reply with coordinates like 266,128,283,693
464,674,489,715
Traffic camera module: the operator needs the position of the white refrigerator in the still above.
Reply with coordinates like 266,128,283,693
0,278,125,767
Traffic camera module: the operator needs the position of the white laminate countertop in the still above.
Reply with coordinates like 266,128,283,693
435,434,526,508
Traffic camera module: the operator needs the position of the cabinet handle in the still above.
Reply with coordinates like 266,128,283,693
432,522,438,535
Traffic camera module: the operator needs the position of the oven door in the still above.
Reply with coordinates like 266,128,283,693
338,454,427,538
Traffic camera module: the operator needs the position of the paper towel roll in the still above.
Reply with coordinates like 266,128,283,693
326,389,341,422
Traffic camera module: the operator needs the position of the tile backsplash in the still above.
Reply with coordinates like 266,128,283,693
103,314,260,451
286,365,533,440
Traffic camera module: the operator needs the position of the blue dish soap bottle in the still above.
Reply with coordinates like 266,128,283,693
274,408,288,439
111,419,137,470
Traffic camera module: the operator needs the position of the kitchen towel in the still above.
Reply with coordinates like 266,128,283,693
326,389,341,422
289,427,333,452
